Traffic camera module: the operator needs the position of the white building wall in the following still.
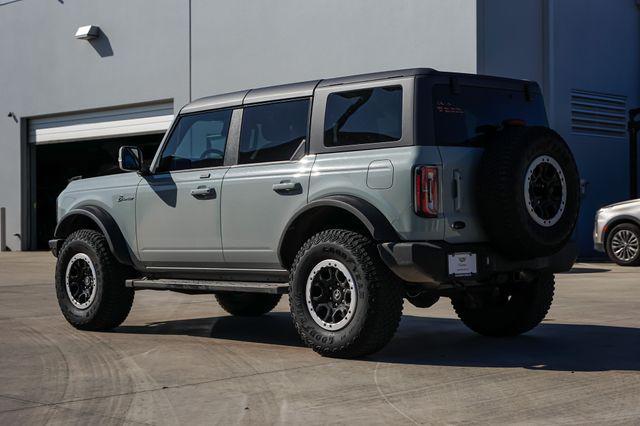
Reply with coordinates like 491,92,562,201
190,0,478,97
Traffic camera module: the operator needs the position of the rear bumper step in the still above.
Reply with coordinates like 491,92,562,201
378,240,578,284
126,278,289,294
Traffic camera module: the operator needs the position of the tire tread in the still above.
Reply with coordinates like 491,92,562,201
289,229,403,358
55,229,134,331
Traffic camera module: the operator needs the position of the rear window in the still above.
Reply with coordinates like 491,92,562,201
324,86,402,147
432,84,547,147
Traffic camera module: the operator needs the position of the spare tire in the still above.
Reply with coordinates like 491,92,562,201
476,126,580,259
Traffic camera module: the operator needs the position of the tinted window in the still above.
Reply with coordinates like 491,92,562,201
239,99,309,164
158,110,232,172
432,84,548,147
324,86,402,147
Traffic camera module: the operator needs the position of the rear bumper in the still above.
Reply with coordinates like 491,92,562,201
49,239,64,257
378,240,578,284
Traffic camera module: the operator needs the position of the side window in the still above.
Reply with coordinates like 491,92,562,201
238,99,309,164
324,86,402,147
157,109,232,172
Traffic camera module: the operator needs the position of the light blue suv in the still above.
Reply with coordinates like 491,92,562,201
50,69,580,357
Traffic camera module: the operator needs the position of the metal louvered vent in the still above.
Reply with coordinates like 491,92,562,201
571,90,627,138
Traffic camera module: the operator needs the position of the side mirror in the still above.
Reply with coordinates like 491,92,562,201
118,146,143,172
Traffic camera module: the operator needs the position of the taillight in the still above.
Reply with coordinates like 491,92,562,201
414,166,439,217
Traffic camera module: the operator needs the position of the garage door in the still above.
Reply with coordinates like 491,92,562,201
28,101,174,144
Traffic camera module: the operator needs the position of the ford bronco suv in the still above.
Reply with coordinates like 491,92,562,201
50,68,580,358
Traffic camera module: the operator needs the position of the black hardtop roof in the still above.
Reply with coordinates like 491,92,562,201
180,68,535,114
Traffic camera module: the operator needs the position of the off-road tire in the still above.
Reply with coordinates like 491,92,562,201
289,229,404,358
605,223,640,266
215,293,282,316
55,229,134,331
451,272,555,337
477,126,580,259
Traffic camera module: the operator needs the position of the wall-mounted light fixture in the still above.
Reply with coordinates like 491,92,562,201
75,25,100,40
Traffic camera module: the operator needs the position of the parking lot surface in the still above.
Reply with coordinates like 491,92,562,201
0,252,639,425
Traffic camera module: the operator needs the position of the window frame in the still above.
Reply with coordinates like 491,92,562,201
232,97,312,168
150,107,241,174
309,77,414,155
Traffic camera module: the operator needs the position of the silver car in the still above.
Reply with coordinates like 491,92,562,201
594,199,640,265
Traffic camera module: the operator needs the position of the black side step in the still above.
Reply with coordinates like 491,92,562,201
126,278,289,295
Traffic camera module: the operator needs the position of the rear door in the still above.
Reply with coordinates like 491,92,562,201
220,98,313,269
135,109,233,267
429,82,548,243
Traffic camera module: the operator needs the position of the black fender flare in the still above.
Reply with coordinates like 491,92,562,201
54,205,134,266
277,194,400,266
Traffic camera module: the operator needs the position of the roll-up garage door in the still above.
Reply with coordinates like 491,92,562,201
28,101,173,250
28,101,174,144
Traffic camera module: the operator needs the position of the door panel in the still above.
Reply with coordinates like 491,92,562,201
136,168,227,266
221,157,314,268
135,108,235,267
438,146,486,243
220,98,312,268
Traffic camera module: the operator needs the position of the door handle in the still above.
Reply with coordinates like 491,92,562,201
190,186,216,198
272,181,302,194
453,170,462,212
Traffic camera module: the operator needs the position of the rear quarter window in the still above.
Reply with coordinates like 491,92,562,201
432,85,548,147
324,86,402,147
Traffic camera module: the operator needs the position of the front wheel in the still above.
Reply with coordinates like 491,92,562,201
451,272,555,337
289,229,404,358
605,223,640,266
55,229,134,331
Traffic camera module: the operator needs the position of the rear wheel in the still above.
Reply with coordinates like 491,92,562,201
289,229,403,358
606,223,640,266
451,272,554,337
55,229,134,330
215,293,282,316
405,288,440,309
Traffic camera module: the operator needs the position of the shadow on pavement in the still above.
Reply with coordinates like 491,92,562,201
374,315,640,372
116,313,640,372
560,266,611,274
118,312,306,348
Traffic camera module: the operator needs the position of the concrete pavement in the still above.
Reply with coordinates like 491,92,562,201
0,252,639,425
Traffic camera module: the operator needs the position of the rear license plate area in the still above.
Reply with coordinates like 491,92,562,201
447,252,477,277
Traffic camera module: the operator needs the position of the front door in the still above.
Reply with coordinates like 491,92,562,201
136,109,233,267
221,98,313,269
